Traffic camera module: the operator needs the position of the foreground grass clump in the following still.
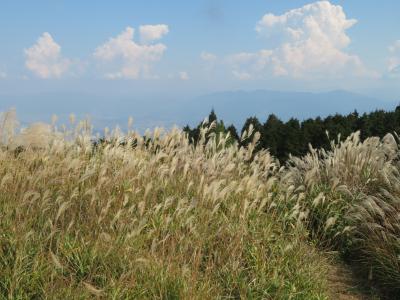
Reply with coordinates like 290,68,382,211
0,113,330,299
286,132,400,297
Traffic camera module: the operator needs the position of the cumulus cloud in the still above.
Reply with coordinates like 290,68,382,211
179,71,189,80
229,1,374,79
388,40,400,73
139,24,169,44
200,51,217,62
94,26,168,79
25,32,70,79
232,70,251,80
200,51,218,72
227,50,275,79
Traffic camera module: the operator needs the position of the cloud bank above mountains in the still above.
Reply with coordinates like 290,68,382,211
227,1,376,80
93,26,168,79
16,1,397,84
388,40,400,75
24,33,70,79
23,24,171,80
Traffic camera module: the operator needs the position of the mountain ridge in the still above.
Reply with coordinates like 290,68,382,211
0,89,397,131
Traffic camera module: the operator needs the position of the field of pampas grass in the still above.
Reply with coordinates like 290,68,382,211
0,109,399,299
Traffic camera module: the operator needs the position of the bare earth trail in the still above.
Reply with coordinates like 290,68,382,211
328,261,378,300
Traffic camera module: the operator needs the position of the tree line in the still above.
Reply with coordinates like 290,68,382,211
183,106,400,162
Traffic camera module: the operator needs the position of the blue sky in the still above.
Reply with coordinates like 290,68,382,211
0,1,399,101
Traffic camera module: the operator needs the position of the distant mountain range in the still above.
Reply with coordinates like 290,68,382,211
182,89,397,129
0,89,397,131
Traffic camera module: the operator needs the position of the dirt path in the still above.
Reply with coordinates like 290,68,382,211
327,257,378,300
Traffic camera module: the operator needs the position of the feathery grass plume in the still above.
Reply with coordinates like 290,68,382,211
346,193,400,296
285,130,400,296
0,108,18,146
83,282,104,296
13,122,54,149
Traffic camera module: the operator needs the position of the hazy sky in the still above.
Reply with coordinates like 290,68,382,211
0,1,399,100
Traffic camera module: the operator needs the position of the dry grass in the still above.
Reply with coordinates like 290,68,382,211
1,110,399,299
0,111,330,299
286,132,400,297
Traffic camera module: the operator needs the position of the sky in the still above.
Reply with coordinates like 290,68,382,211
0,0,399,125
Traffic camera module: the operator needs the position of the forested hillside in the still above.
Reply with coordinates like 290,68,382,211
184,106,400,161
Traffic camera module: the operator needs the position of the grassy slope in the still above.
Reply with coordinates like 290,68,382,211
0,123,330,299
0,113,399,299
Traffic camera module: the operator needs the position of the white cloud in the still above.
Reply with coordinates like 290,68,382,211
229,1,374,79
139,24,169,44
200,51,217,62
94,26,168,79
179,71,189,80
0,71,6,79
227,50,275,78
232,70,251,80
200,51,218,72
25,32,70,79
388,40,400,53
388,40,400,73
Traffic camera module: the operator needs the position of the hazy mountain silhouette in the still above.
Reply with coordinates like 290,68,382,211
183,89,395,128
0,90,396,131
